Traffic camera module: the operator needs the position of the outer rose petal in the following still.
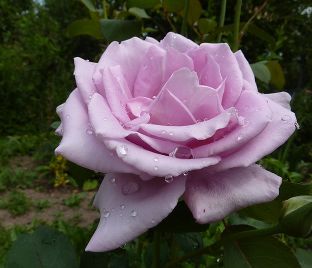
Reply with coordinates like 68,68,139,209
55,89,137,174
265,92,292,110
234,50,257,91
210,95,296,172
103,139,221,178
86,173,186,251
160,32,198,52
74,57,97,104
184,165,282,223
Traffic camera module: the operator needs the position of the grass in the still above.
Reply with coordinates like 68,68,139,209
0,191,31,216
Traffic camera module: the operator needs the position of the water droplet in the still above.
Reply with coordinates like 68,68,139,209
169,132,174,136
103,117,108,121
86,129,94,135
154,166,159,171
169,146,193,159
103,211,110,218
183,171,189,176
237,135,243,141
65,114,70,119
238,116,245,126
161,130,166,135
119,213,123,217
151,219,156,224
110,177,116,183
122,181,140,195
88,94,92,100
295,122,300,129
154,157,159,162
164,176,173,183
281,115,291,122
120,204,125,210
130,210,137,217
118,145,128,157
152,95,157,99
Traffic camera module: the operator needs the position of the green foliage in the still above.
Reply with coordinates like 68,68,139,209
64,193,86,208
6,226,79,268
0,191,31,216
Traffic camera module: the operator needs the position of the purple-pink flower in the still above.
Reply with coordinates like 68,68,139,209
55,32,297,251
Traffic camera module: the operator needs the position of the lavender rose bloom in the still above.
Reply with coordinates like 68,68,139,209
55,32,297,251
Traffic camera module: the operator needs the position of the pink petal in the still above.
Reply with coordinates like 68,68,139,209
265,92,291,110
102,66,131,122
86,173,186,252
184,165,282,223
55,90,137,174
139,109,233,143
103,139,220,178
74,57,97,104
198,55,223,88
193,90,271,157
234,50,257,91
93,38,154,91
149,88,197,126
126,97,153,118
160,32,198,52
88,93,130,139
162,68,222,121
133,45,166,98
210,96,297,172
189,43,243,108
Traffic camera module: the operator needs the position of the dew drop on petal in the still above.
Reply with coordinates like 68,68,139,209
110,177,116,183
164,175,174,183
103,211,110,218
118,145,128,157
154,166,159,171
65,114,70,119
161,130,166,135
169,146,193,159
183,171,189,176
169,132,174,136
120,204,125,210
130,210,137,217
154,157,159,162
151,219,156,224
86,129,94,135
237,135,243,141
122,181,140,195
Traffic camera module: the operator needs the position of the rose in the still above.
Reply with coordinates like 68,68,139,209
55,32,297,252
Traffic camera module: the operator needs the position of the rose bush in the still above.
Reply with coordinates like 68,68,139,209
55,32,297,251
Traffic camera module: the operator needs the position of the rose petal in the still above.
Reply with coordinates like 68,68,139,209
189,43,243,108
198,55,223,88
184,164,282,223
265,92,292,110
86,173,186,252
94,38,153,91
126,97,153,118
55,90,137,174
160,32,198,52
74,57,97,104
210,96,296,172
162,68,222,121
193,90,271,157
88,93,131,139
102,66,131,122
139,109,233,143
234,50,257,91
149,88,197,126
103,139,221,178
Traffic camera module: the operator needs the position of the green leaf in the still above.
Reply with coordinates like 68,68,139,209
66,19,102,39
279,181,312,200
100,19,142,42
280,195,312,237
198,18,217,34
6,226,79,268
295,248,312,268
50,121,60,130
80,0,96,12
163,0,184,12
223,226,300,268
266,61,285,90
246,24,276,45
240,199,282,224
154,202,209,233
251,61,271,84
127,0,159,9
83,179,99,191
80,252,110,268
128,7,150,19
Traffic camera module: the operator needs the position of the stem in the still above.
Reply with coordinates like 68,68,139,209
152,230,161,268
181,0,190,36
239,0,269,42
223,225,281,242
102,0,107,19
217,0,227,42
232,0,242,51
